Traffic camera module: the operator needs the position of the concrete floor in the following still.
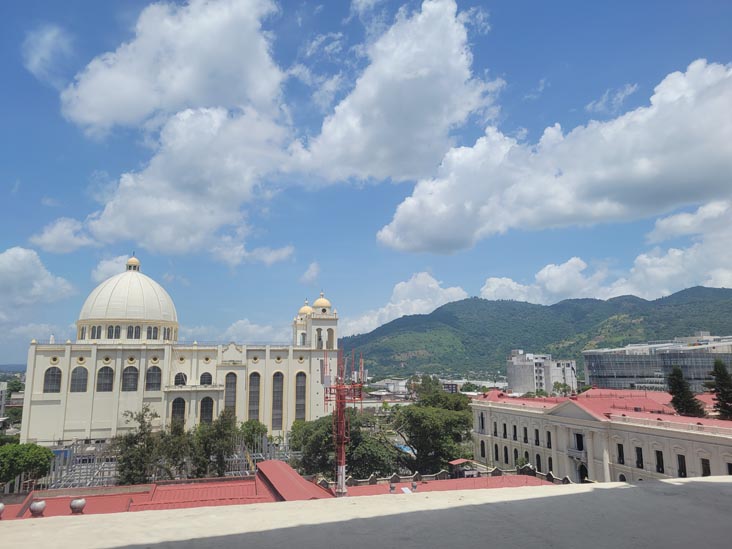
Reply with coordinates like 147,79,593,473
3,477,732,549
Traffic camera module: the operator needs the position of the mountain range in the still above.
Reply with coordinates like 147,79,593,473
340,286,732,378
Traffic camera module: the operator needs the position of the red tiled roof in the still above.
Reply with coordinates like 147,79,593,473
347,475,551,497
256,460,333,501
448,458,471,466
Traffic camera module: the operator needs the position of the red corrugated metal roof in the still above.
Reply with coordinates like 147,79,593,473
256,460,333,501
448,458,471,465
347,475,551,497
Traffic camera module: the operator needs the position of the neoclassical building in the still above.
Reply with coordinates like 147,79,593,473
21,257,338,445
472,389,732,482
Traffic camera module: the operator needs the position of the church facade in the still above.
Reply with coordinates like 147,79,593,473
20,257,338,445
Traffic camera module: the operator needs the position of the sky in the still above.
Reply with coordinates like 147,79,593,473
1,0,731,362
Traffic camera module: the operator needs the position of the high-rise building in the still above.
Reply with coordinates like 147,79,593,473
507,350,577,395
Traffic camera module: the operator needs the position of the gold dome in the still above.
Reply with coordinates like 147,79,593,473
313,291,331,309
298,299,314,315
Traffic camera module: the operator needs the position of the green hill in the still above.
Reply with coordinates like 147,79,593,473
339,286,732,378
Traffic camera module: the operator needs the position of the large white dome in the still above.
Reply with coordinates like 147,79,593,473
78,259,177,323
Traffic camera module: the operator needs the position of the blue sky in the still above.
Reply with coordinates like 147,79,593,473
1,0,731,362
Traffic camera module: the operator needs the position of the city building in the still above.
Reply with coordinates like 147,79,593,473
584,332,732,392
20,256,339,445
507,350,578,395
0,381,7,418
472,389,732,483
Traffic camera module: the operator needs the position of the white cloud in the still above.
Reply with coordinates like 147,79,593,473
379,60,732,252
91,255,128,283
351,0,385,17
304,32,344,58
61,0,283,136
481,202,732,304
22,23,73,89
0,247,74,310
300,262,320,284
221,319,289,342
524,78,549,101
29,218,96,253
297,0,502,181
585,83,638,114
312,73,345,111
341,272,467,335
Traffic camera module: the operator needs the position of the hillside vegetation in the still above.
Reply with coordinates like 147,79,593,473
339,287,732,378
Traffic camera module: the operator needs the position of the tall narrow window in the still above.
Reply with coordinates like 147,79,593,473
503,423,507,438
200,372,213,385
677,454,687,477
534,429,540,445
147,327,153,340
523,426,528,443
107,326,114,339
152,327,158,340
248,373,260,421
655,450,665,474
295,372,306,421
575,433,584,451
225,373,237,412
70,367,88,393
43,367,62,393
134,326,141,339
479,412,485,432
512,425,517,441
494,444,499,461
503,446,509,464
171,398,186,424
480,440,486,458
122,366,139,391
493,422,498,436
546,431,552,449
536,454,542,472
80,326,86,340
617,443,625,464
701,458,711,477
200,397,214,424
635,446,644,469
127,326,134,339
96,367,114,392
91,326,97,340
513,448,519,464
146,366,161,391
548,457,553,472
114,325,121,339
272,372,284,430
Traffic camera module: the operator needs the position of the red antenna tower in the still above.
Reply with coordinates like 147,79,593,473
324,348,364,497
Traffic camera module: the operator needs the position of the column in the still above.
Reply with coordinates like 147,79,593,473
561,426,572,478
586,430,595,480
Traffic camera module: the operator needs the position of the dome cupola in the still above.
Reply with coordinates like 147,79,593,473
313,291,332,312
298,299,314,316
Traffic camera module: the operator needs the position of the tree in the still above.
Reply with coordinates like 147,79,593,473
708,359,732,420
7,407,22,425
157,419,192,479
0,443,54,484
240,419,268,450
190,411,238,478
113,405,160,485
7,378,23,394
347,431,398,479
393,405,472,474
460,382,480,392
668,366,705,417
552,382,572,396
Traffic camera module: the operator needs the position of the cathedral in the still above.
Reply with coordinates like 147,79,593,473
20,256,338,445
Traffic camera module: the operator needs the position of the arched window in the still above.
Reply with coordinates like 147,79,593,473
122,366,139,391
70,367,88,393
480,440,486,458
163,327,171,340
146,326,153,340
514,448,519,465
90,326,97,340
152,327,158,340
114,325,121,339
171,398,186,424
272,372,284,430
200,372,213,386
316,328,323,349
225,373,237,412
174,373,187,386
548,457,553,473
200,397,214,424
248,372,260,421
536,454,542,472
43,367,62,393
326,328,334,350
97,367,114,392
503,446,509,464
494,444,499,461
299,332,306,346
107,326,114,339
127,326,134,339
79,326,86,340
295,372,306,421
145,366,162,391
619,474,627,482
134,326,141,339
